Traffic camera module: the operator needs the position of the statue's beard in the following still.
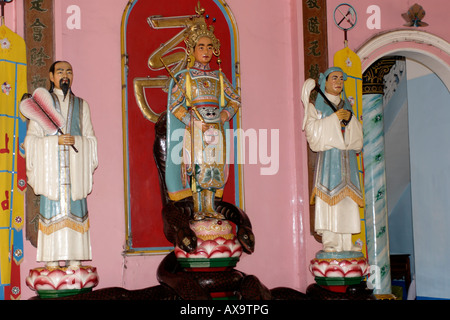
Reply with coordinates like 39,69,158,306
60,78,70,100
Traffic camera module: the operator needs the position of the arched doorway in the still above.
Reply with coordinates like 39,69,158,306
358,30,450,89
356,30,450,299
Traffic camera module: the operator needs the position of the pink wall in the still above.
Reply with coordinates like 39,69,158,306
5,0,448,300
230,0,318,291
326,0,450,68
12,0,318,299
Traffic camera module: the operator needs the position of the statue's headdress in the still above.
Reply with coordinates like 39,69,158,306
184,3,220,57
315,66,352,116
318,66,347,93
182,3,225,108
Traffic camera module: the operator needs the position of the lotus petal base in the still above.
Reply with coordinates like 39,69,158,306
26,265,99,299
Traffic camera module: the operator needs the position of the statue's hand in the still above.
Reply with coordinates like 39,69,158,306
237,225,255,254
220,110,229,124
176,227,197,253
58,134,75,146
335,109,351,122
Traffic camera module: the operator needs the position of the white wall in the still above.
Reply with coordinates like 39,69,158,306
408,69,450,300
385,70,414,260
385,59,450,299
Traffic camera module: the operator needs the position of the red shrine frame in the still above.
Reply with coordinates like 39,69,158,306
121,0,243,254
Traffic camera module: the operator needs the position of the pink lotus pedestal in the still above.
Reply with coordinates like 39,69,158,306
175,218,243,268
26,265,99,299
174,218,243,299
309,251,369,292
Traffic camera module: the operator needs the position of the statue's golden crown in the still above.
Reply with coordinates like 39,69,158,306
184,3,220,52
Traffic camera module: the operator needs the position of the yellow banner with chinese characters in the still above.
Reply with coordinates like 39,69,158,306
0,24,27,300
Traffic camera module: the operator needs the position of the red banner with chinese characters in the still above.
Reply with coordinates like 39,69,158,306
302,0,328,238
24,0,54,247
303,0,328,80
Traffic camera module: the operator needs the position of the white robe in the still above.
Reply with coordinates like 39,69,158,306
304,92,363,236
24,89,98,262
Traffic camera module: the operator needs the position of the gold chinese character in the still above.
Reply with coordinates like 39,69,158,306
306,0,320,9
29,0,47,12
307,16,320,34
30,18,47,42
307,40,321,57
30,47,50,67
